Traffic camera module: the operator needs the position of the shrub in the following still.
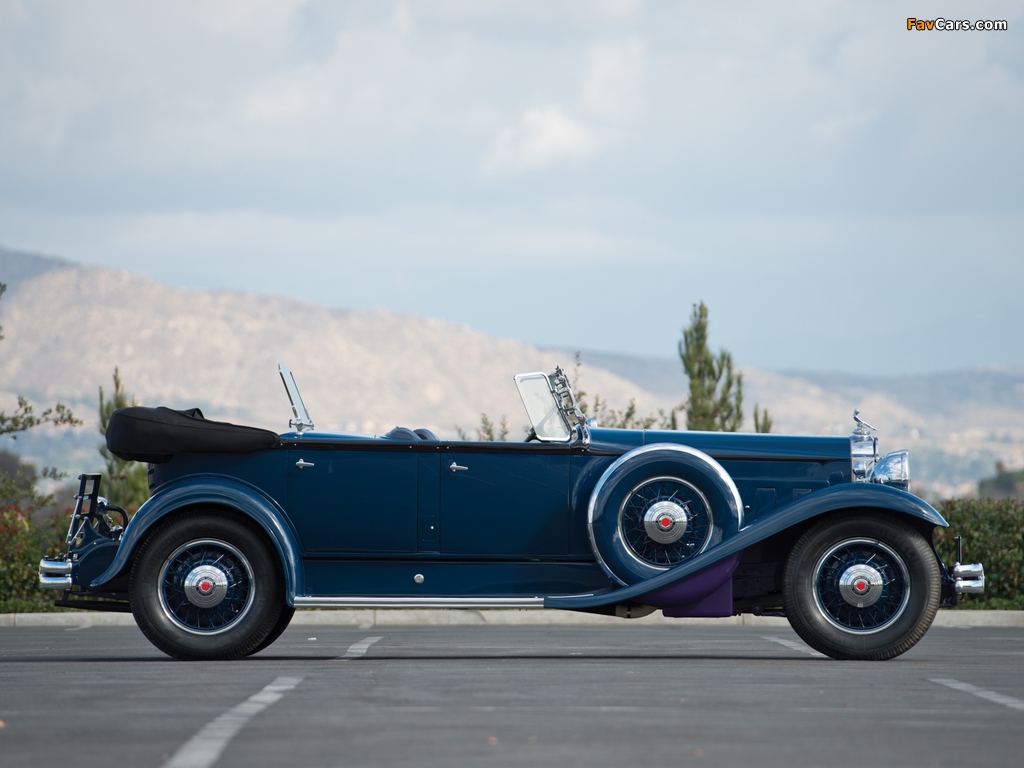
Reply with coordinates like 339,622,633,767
933,498,1024,610
0,504,72,612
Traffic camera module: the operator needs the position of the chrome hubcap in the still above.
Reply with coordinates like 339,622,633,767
838,564,884,608
643,501,689,544
183,565,229,608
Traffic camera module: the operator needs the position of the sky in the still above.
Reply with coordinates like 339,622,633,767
1,0,1022,375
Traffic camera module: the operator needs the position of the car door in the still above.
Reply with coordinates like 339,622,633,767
286,443,418,554
439,444,570,556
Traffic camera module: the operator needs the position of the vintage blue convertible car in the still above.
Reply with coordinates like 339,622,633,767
40,365,984,661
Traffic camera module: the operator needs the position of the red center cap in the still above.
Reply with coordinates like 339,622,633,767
200,581,212,593
855,580,867,592
659,517,672,529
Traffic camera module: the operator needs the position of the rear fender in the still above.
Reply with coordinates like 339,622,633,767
546,482,947,610
90,475,303,604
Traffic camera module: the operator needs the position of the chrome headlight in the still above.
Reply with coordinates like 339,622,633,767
871,450,910,492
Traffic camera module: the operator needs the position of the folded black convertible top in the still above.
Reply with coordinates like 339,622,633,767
106,406,280,464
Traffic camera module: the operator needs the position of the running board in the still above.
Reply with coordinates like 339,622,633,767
293,596,547,609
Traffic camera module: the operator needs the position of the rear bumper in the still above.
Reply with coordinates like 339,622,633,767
39,558,72,590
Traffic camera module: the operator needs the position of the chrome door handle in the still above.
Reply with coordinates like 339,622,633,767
449,462,468,473
295,459,315,469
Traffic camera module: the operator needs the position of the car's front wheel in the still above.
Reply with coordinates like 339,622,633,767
129,510,286,660
783,512,940,661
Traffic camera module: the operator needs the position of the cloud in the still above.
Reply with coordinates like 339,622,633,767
1,1,1022,374
581,38,644,122
808,109,880,141
484,105,599,173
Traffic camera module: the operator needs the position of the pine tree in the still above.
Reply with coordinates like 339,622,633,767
679,302,771,433
98,368,149,510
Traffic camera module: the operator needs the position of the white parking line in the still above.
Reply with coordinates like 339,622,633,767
165,676,302,768
763,636,827,658
338,635,383,660
930,678,1024,712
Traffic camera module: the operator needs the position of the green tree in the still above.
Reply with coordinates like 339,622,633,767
978,462,1024,499
456,413,511,442
98,368,149,510
571,354,680,430
679,302,771,433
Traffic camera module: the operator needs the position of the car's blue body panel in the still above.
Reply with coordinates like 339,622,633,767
303,560,611,597
87,424,939,612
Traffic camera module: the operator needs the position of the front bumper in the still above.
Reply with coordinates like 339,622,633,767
952,562,985,594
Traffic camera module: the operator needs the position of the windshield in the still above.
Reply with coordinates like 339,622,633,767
514,372,571,441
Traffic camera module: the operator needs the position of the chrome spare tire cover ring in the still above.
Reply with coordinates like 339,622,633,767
813,538,910,635
158,539,256,636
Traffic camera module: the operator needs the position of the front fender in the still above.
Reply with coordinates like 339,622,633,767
546,482,947,610
91,474,303,604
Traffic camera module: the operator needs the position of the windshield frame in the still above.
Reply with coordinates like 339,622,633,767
513,366,589,446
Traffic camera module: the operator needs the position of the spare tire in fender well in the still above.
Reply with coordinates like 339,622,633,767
587,443,745,585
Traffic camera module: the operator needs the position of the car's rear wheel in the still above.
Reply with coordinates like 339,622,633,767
129,510,285,660
783,512,939,660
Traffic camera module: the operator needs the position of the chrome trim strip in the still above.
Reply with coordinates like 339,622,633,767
293,596,546,609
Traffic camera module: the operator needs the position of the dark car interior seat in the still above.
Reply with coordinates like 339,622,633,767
382,426,439,441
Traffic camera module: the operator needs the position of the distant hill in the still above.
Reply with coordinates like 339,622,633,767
2,246,1021,498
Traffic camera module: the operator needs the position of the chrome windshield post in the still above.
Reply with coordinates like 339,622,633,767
513,365,589,448
549,366,590,448
278,363,314,435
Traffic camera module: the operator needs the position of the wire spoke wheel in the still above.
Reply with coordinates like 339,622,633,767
620,477,713,568
813,539,909,634
130,511,285,660
159,539,255,635
783,513,940,661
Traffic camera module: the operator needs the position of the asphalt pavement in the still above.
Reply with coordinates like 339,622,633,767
1,624,1021,767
